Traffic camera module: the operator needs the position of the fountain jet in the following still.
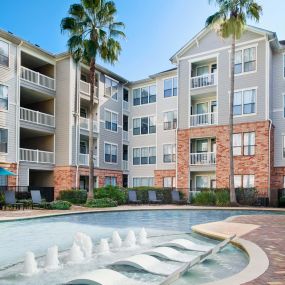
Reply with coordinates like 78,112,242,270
124,230,136,247
68,242,84,263
98,238,110,255
112,231,122,248
45,245,60,270
75,232,93,259
138,228,148,245
23,251,38,275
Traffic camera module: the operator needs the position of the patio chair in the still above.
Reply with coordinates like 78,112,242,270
31,190,51,209
128,190,141,204
148,191,162,204
4,191,24,210
171,190,184,204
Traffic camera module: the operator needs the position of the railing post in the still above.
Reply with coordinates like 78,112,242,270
36,149,39,163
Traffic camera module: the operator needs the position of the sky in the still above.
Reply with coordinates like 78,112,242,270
1,0,285,81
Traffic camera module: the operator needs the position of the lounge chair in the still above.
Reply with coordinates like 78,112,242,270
128,190,141,204
148,191,162,204
31,190,51,209
171,190,184,204
4,191,24,210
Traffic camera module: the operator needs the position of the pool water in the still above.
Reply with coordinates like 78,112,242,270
0,210,281,284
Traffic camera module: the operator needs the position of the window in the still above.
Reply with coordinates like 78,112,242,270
105,176,117,186
133,146,156,165
244,132,255,155
132,85,156,106
0,175,7,186
105,110,118,132
105,77,118,100
234,89,256,116
283,136,285,158
133,116,156,135
196,176,209,189
164,77,178,97
163,111,177,130
0,40,9,67
104,143,117,163
233,132,255,156
234,175,255,188
163,144,176,163
80,107,87,118
80,141,88,154
163,177,176,188
0,128,8,153
0,84,8,110
133,177,154,187
233,134,242,156
234,47,256,74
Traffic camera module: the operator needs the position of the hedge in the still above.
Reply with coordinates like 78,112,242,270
85,198,118,208
58,190,87,204
51,200,72,210
93,186,127,205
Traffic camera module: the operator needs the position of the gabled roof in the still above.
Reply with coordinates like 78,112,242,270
170,25,278,64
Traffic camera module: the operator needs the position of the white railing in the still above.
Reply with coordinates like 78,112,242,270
190,152,216,165
20,148,54,164
80,80,90,95
80,117,98,133
21,66,55,90
123,100,130,111
20,107,55,127
190,112,217,127
191,73,217,89
79,153,97,166
123,130,129,141
123,160,129,171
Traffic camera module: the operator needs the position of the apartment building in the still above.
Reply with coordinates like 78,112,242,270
0,25,285,204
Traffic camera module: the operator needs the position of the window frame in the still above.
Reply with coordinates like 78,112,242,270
0,39,9,68
104,176,117,186
104,109,118,133
233,88,257,117
164,77,178,98
133,177,154,187
163,110,177,130
0,128,8,154
233,45,257,76
282,135,285,159
132,84,156,106
163,143,176,163
104,142,118,164
132,116,156,136
234,174,255,188
132,146,156,166
0,83,8,112
104,76,119,101
233,132,256,156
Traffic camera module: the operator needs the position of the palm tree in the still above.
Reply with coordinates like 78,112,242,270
206,0,262,204
61,0,125,198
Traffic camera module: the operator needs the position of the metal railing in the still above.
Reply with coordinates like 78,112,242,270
20,107,55,127
20,148,54,164
123,100,130,111
191,73,217,89
21,66,55,90
190,112,217,127
163,121,177,130
123,130,129,141
123,160,129,171
190,152,216,165
80,117,99,133
79,153,98,166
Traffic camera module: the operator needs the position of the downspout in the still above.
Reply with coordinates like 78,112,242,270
268,119,272,203
16,41,24,188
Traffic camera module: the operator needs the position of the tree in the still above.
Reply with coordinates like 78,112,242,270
206,0,262,204
61,0,125,198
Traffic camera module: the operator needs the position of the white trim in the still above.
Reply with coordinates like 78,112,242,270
132,84,157,106
188,53,219,64
132,115,156,137
104,141,118,165
104,74,119,83
0,82,9,112
0,127,9,155
0,38,10,69
162,143,176,164
104,108,118,133
131,145,156,166
163,77,178,99
283,53,285,79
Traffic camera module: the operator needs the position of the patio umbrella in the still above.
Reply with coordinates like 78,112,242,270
0,167,16,176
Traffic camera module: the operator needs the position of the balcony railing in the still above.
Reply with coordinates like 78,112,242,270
20,148,54,164
123,160,129,171
80,117,99,133
190,152,216,165
79,153,97,166
190,112,217,127
20,107,55,127
163,121,177,130
80,80,90,95
123,100,130,111
191,73,217,89
21,66,55,90
123,130,129,141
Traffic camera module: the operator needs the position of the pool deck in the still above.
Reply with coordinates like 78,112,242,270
0,205,285,284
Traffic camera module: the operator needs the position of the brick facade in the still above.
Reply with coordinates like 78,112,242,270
0,163,17,187
154,169,176,187
177,120,273,199
54,166,123,197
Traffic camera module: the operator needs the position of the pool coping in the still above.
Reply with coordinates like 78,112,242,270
192,217,270,285
0,205,284,223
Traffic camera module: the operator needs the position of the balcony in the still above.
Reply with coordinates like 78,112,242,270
123,131,129,141
123,100,130,112
79,153,97,166
191,73,217,89
20,107,55,128
190,152,216,165
80,80,90,95
80,117,99,133
21,66,55,91
190,112,217,127
20,148,54,164
123,160,129,171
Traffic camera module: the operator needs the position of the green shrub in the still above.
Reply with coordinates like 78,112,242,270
191,191,216,206
235,188,258,206
0,193,4,204
93,186,127,205
215,190,230,206
279,196,285,207
50,200,72,210
59,190,87,204
85,198,118,208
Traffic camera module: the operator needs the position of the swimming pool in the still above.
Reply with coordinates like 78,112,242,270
0,209,281,284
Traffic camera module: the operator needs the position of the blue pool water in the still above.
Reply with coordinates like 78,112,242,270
0,209,282,285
